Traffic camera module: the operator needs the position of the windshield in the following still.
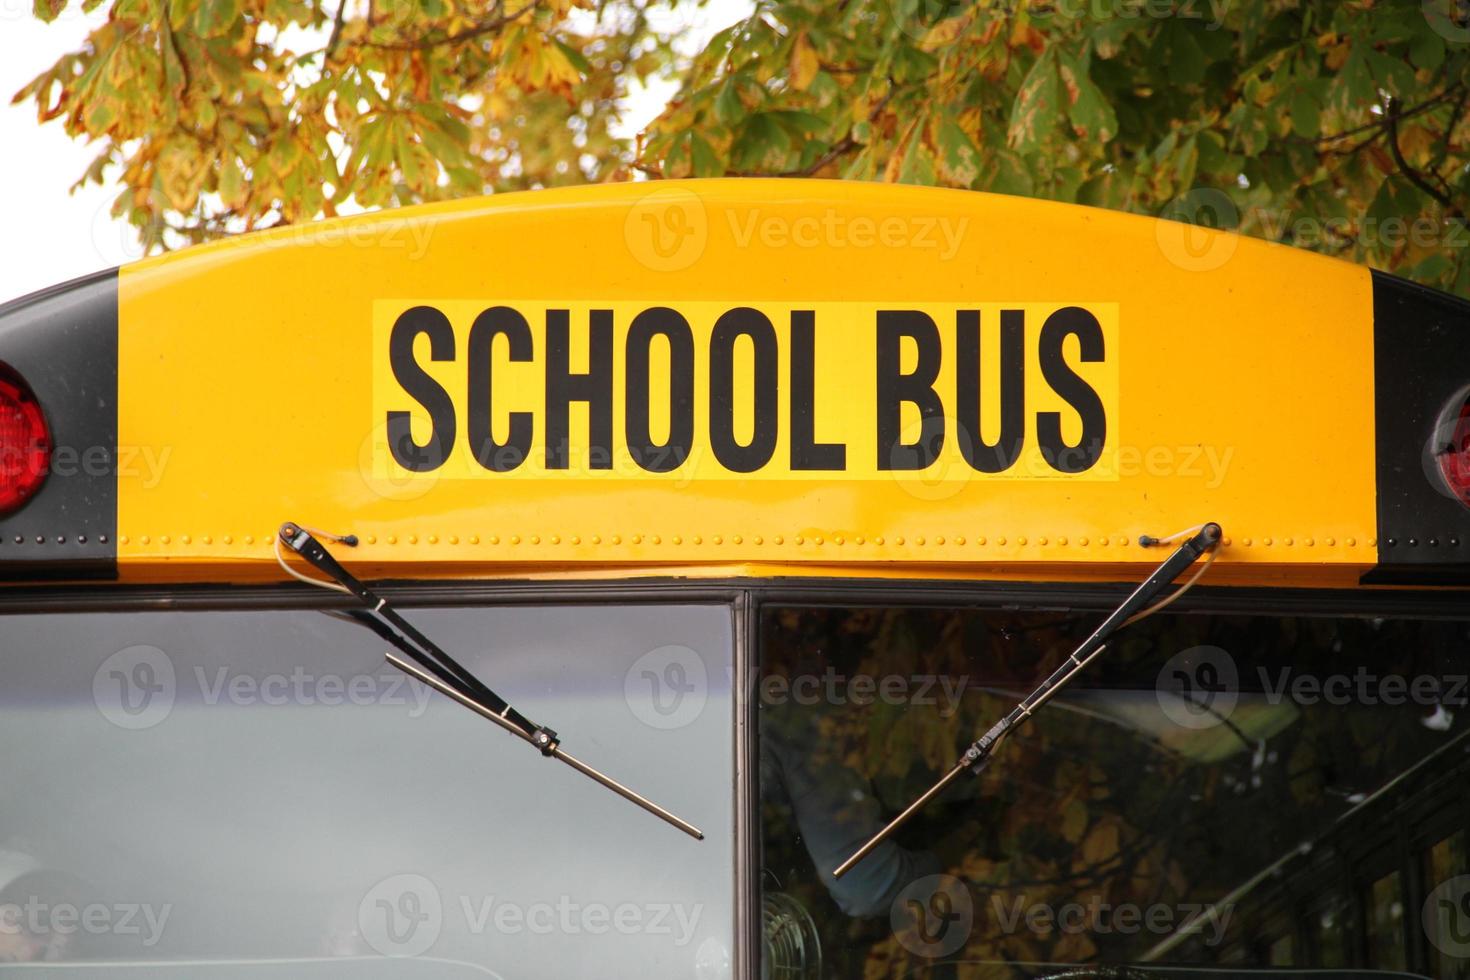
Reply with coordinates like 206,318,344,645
0,603,733,977
757,604,1470,978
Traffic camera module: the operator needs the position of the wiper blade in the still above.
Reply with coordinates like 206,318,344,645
834,522,1222,879
277,522,705,841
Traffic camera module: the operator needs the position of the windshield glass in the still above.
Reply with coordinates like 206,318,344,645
0,603,733,977
757,604,1470,978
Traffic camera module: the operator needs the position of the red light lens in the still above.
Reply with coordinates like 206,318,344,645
1438,391,1470,509
0,363,50,514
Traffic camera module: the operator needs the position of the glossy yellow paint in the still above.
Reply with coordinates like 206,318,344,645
117,179,1377,584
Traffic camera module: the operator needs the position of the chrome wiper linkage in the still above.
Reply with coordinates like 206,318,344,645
834,522,1222,879
277,522,704,841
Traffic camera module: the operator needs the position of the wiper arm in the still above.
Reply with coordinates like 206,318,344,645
277,522,705,841
833,522,1222,879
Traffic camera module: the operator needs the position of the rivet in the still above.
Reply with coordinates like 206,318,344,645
712,535,722,545
977,536,986,546
427,535,438,545
549,535,560,545
812,536,822,545
364,535,375,545
510,534,521,545
163,534,174,545
487,535,499,545
1408,537,1419,547
222,535,233,545
915,536,925,546
1117,537,1127,547
530,535,540,545
1368,538,1378,548
672,535,682,545
241,534,251,545
933,535,943,545
570,535,580,545
853,535,863,545
1263,537,1273,547
1099,537,1108,546
1386,537,1397,548
955,536,965,545
1429,538,1439,547
470,534,480,545
13,535,22,544
731,535,741,544
99,534,108,544
449,535,459,545
794,536,804,545
752,536,762,545
78,535,88,544
894,536,904,545
56,536,65,544
1077,537,1087,546
1055,537,1065,546
650,535,660,545
997,537,1007,546
34,536,43,545
181,535,191,545
1304,538,1313,547
409,535,419,545
387,535,398,545
1347,537,1356,547
1038,536,1048,546
631,535,642,544
1283,537,1293,547
611,535,622,545
873,536,884,545
1324,537,1334,547
591,535,601,545
773,535,784,545
1017,536,1027,546
1222,537,1232,547
1451,537,1461,547
141,535,151,545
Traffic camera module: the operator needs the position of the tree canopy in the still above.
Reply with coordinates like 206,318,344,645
18,0,1470,292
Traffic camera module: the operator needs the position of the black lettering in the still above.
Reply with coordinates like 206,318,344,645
625,307,695,472
1037,306,1106,474
790,311,845,470
467,306,533,472
545,309,613,469
387,306,456,472
957,309,1025,473
876,311,944,470
709,307,778,473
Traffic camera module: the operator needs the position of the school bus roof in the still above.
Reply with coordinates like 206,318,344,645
0,179,1467,588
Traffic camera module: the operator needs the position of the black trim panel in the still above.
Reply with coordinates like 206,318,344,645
1367,270,1470,584
0,269,119,579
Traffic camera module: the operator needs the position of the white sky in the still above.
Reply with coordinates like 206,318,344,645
0,0,749,305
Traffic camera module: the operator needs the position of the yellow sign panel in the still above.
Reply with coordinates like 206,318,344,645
369,301,1120,485
113,179,1378,581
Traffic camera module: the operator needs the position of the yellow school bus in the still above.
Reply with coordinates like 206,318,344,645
1,179,1469,978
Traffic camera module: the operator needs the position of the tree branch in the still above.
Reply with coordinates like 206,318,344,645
1386,95,1467,222
362,2,539,51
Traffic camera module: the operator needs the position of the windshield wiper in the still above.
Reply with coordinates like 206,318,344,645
276,522,705,841
833,522,1222,879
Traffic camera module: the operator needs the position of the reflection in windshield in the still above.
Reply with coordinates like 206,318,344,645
758,606,1470,978
0,604,733,978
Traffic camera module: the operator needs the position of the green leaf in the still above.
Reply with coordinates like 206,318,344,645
1290,85,1321,141
32,0,66,20
1057,50,1117,143
688,132,722,177
935,116,981,187
1367,174,1426,226
714,80,745,127
1008,48,1059,155
985,147,1033,197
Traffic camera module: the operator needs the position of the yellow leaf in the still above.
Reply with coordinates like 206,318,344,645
790,31,820,91
920,12,972,52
